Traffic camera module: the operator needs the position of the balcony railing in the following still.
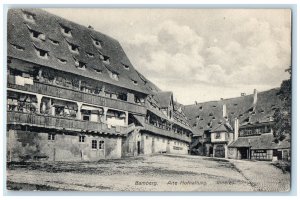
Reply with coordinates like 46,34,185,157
142,122,191,143
7,81,147,115
7,111,127,135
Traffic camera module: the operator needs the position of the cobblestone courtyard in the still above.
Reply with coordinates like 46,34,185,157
6,154,290,192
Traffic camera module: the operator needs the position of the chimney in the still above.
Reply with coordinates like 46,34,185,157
220,98,224,100
222,104,227,118
241,93,246,96
195,101,198,105
253,89,258,110
234,118,239,141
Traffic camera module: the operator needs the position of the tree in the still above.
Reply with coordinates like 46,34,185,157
273,66,291,142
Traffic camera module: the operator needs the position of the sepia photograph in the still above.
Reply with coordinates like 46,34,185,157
5,7,292,192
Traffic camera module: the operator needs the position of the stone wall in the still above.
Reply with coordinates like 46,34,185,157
7,129,122,162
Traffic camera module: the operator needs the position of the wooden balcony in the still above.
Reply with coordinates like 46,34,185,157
7,81,147,115
142,122,191,143
7,111,127,135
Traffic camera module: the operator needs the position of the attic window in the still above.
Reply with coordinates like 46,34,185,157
11,44,24,51
60,24,72,37
34,45,49,59
92,38,103,48
87,52,94,58
49,39,59,45
28,27,45,41
67,42,79,53
209,113,213,116
74,57,86,70
22,11,35,22
57,58,67,64
108,70,119,81
94,69,102,74
123,64,130,70
132,80,138,85
102,55,110,64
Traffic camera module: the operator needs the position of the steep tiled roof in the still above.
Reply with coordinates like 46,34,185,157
183,88,282,136
154,91,173,108
228,133,290,149
7,9,152,94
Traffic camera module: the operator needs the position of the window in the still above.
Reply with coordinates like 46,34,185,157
23,10,35,22
11,44,24,51
146,136,148,139
199,106,203,110
92,38,103,48
102,55,110,64
48,133,55,140
49,39,59,45
27,26,45,41
108,70,119,81
34,45,49,59
215,132,221,139
60,24,72,37
79,135,85,143
123,64,130,70
92,140,97,149
74,58,86,70
99,140,105,149
87,52,94,58
67,42,79,53
132,80,138,85
94,69,102,74
83,115,90,121
57,58,67,64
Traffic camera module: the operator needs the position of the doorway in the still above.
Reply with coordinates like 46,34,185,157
215,145,225,158
240,147,249,159
137,141,141,155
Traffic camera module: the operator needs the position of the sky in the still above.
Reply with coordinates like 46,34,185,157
44,8,291,105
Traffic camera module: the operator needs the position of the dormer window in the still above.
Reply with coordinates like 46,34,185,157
67,42,79,54
123,64,130,70
34,45,49,59
57,58,67,64
94,69,102,74
49,38,59,45
26,24,45,41
74,58,86,70
92,37,103,48
102,55,110,64
86,52,94,58
22,10,35,22
108,70,119,81
11,44,24,51
60,24,72,37
132,80,138,85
